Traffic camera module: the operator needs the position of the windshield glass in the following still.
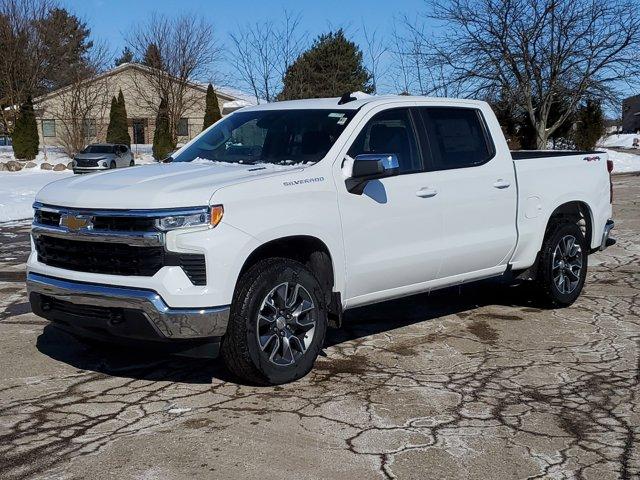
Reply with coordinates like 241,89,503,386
173,109,356,165
82,145,114,154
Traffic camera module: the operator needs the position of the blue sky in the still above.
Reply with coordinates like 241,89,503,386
65,0,427,58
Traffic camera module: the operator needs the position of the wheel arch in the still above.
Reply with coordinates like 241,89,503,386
543,200,594,249
236,235,343,327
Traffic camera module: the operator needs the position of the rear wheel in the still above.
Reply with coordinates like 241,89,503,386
129,159,135,167
222,258,327,385
534,222,588,307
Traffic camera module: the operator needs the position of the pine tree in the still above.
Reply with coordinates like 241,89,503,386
152,98,174,160
116,90,131,146
105,90,130,145
105,96,118,142
202,84,221,131
12,96,39,160
115,47,134,67
574,100,605,151
279,29,373,100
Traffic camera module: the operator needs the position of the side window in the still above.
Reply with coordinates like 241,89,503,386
420,108,494,170
348,108,422,174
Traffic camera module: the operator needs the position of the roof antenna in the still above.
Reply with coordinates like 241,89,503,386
338,92,357,105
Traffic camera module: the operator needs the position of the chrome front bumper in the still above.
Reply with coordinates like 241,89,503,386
27,273,230,340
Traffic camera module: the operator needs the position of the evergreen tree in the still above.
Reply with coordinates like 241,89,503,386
152,98,174,160
115,47,134,67
279,29,373,100
105,90,130,145
143,43,164,70
574,100,605,151
12,96,39,160
105,96,118,142
202,84,221,131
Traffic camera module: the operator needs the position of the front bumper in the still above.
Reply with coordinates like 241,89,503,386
27,273,230,347
73,166,109,174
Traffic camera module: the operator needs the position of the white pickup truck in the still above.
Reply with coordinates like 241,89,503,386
27,95,615,384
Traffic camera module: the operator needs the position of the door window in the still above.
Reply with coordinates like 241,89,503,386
419,108,494,170
348,108,422,174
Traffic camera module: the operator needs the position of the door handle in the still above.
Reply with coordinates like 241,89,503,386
493,179,511,189
416,187,438,198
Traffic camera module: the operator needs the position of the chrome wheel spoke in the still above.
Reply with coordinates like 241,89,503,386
256,281,317,366
552,235,583,295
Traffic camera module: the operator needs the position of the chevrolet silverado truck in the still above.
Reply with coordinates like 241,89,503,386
26,95,615,384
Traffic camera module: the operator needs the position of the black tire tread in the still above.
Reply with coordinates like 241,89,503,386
222,258,325,385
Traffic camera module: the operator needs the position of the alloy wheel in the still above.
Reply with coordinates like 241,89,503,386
552,235,583,294
256,282,317,366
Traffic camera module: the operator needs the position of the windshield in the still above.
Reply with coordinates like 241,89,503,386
82,145,114,154
173,109,356,165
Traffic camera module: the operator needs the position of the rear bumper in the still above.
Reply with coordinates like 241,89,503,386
599,219,616,251
27,273,229,351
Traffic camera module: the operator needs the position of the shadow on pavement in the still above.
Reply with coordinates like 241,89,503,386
36,278,542,385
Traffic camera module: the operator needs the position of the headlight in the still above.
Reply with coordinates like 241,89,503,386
154,205,223,231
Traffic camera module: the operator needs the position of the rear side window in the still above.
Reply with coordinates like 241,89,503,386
348,108,422,174
419,108,494,170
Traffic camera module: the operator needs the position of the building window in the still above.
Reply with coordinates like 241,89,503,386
42,119,56,137
177,118,189,136
83,118,96,138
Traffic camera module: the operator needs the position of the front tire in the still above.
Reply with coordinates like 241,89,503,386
535,222,588,307
222,258,328,385
109,160,116,169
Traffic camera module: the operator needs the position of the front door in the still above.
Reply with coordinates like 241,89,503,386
335,107,446,307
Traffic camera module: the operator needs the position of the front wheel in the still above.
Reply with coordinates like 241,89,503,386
534,222,588,307
222,258,327,385
109,161,116,169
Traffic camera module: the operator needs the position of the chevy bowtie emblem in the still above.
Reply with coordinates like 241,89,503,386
60,214,93,231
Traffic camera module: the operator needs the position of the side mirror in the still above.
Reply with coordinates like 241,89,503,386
345,154,400,195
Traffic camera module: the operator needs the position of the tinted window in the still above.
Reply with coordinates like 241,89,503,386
174,109,356,165
420,108,493,170
348,109,421,174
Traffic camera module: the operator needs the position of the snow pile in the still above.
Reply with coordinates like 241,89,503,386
602,149,640,173
0,145,71,169
0,169,72,222
598,134,640,149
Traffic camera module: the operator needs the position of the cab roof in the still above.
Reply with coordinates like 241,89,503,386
239,95,488,112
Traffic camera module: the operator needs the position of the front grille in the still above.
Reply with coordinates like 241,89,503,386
75,159,98,167
35,235,164,276
91,216,156,232
34,235,207,285
35,210,60,226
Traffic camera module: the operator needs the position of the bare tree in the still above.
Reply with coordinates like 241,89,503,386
228,10,305,103
0,0,53,133
397,0,640,148
126,13,221,143
361,24,388,94
44,42,111,156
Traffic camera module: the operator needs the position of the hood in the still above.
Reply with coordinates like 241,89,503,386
36,161,303,209
74,153,110,161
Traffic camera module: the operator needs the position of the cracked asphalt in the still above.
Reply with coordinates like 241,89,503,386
0,176,639,480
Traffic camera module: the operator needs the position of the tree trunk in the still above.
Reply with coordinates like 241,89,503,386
536,124,548,150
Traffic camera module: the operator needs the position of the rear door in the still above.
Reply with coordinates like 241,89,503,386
336,106,446,306
416,107,517,279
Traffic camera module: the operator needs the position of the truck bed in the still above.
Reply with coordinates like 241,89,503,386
511,150,604,160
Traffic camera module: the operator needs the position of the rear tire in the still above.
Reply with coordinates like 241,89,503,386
222,258,328,385
534,222,588,307
129,159,135,167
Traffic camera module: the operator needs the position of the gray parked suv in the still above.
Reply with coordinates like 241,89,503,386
73,143,134,174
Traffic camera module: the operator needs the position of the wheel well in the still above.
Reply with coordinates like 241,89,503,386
238,236,342,326
545,201,593,247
